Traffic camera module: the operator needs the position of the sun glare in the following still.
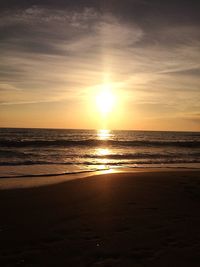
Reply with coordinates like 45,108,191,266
96,148,110,156
96,84,115,114
97,129,111,140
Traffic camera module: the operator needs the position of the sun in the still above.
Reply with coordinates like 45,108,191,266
96,84,115,114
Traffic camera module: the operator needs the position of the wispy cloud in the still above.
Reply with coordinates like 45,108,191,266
0,100,55,106
0,4,199,130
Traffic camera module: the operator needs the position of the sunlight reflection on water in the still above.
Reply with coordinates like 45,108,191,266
95,148,110,156
94,139,112,170
94,148,110,170
97,129,112,140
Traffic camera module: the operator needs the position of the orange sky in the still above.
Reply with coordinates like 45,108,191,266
0,4,199,131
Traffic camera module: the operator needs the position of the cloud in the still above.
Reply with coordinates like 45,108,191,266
0,5,199,132
0,100,53,105
0,7,144,102
97,16,143,47
178,113,200,126
0,83,21,91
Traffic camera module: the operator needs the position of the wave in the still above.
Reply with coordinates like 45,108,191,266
1,139,200,148
82,159,200,165
0,150,29,158
0,161,76,166
0,158,200,166
0,169,99,179
85,152,200,159
1,150,199,160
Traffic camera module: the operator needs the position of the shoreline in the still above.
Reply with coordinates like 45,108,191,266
0,167,200,190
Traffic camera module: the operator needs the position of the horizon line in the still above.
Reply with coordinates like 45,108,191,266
0,126,199,133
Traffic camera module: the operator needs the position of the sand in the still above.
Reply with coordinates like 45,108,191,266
0,170,200,266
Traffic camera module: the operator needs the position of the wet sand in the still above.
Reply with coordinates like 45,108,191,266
0,170,200,266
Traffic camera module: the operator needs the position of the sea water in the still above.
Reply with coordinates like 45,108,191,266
0,128,200,178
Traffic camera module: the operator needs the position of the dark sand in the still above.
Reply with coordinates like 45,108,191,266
0,170,200,266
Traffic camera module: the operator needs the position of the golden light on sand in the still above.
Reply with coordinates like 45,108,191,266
96,84,116,114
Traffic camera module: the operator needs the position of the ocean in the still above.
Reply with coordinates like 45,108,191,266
0,128,200,178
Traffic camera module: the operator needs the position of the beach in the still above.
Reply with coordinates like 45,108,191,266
0,169,200,266
1,0,200,266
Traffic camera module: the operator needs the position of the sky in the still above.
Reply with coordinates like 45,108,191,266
0,0,199,131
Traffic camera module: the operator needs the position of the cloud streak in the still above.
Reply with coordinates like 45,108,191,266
0,2,199,130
